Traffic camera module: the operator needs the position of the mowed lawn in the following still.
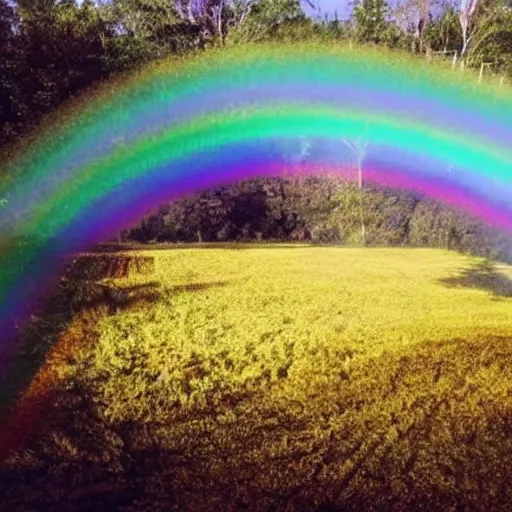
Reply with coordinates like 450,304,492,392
1,246,512,511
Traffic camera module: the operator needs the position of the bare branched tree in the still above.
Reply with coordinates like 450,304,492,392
459,0,480,56
343,137,369,245
174,0,315,44
393,0,431,53
175,0,257,43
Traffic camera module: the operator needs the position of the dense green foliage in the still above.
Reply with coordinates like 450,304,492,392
124,176,512,262
1,0,511,151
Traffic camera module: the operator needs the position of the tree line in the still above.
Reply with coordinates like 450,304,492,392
124,175,512,263
1,1,510,262
1,0,511,152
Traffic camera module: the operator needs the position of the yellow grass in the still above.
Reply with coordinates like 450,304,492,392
2,246,512,511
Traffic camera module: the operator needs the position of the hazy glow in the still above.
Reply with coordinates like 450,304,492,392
0,42,511,367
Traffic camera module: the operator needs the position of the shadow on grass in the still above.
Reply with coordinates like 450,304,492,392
0,276,229,436
63,253,155,280
439,260,512,298
1,334,511,511
64,280,163,315
0,280,160,425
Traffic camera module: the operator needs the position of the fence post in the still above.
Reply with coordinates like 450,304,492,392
478,62,492,84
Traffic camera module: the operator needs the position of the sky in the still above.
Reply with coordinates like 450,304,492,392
302,0,353,19
75,0,355,20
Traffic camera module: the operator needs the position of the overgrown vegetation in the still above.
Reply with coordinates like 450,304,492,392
1,246,511,510
125,175,512,263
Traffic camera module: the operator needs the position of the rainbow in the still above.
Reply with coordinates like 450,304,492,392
0,42,511,366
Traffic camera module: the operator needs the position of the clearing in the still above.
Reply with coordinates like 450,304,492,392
1,246,511,511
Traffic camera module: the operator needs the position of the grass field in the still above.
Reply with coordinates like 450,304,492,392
1,245,512,511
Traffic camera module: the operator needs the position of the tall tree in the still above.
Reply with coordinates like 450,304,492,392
224,0,308,44
423,3,461,53
352,0,399,46
102,0,201,55
174,0,259,45
0,0,22,145
463,0,512,71
11,0,111,131
459,0,480,56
